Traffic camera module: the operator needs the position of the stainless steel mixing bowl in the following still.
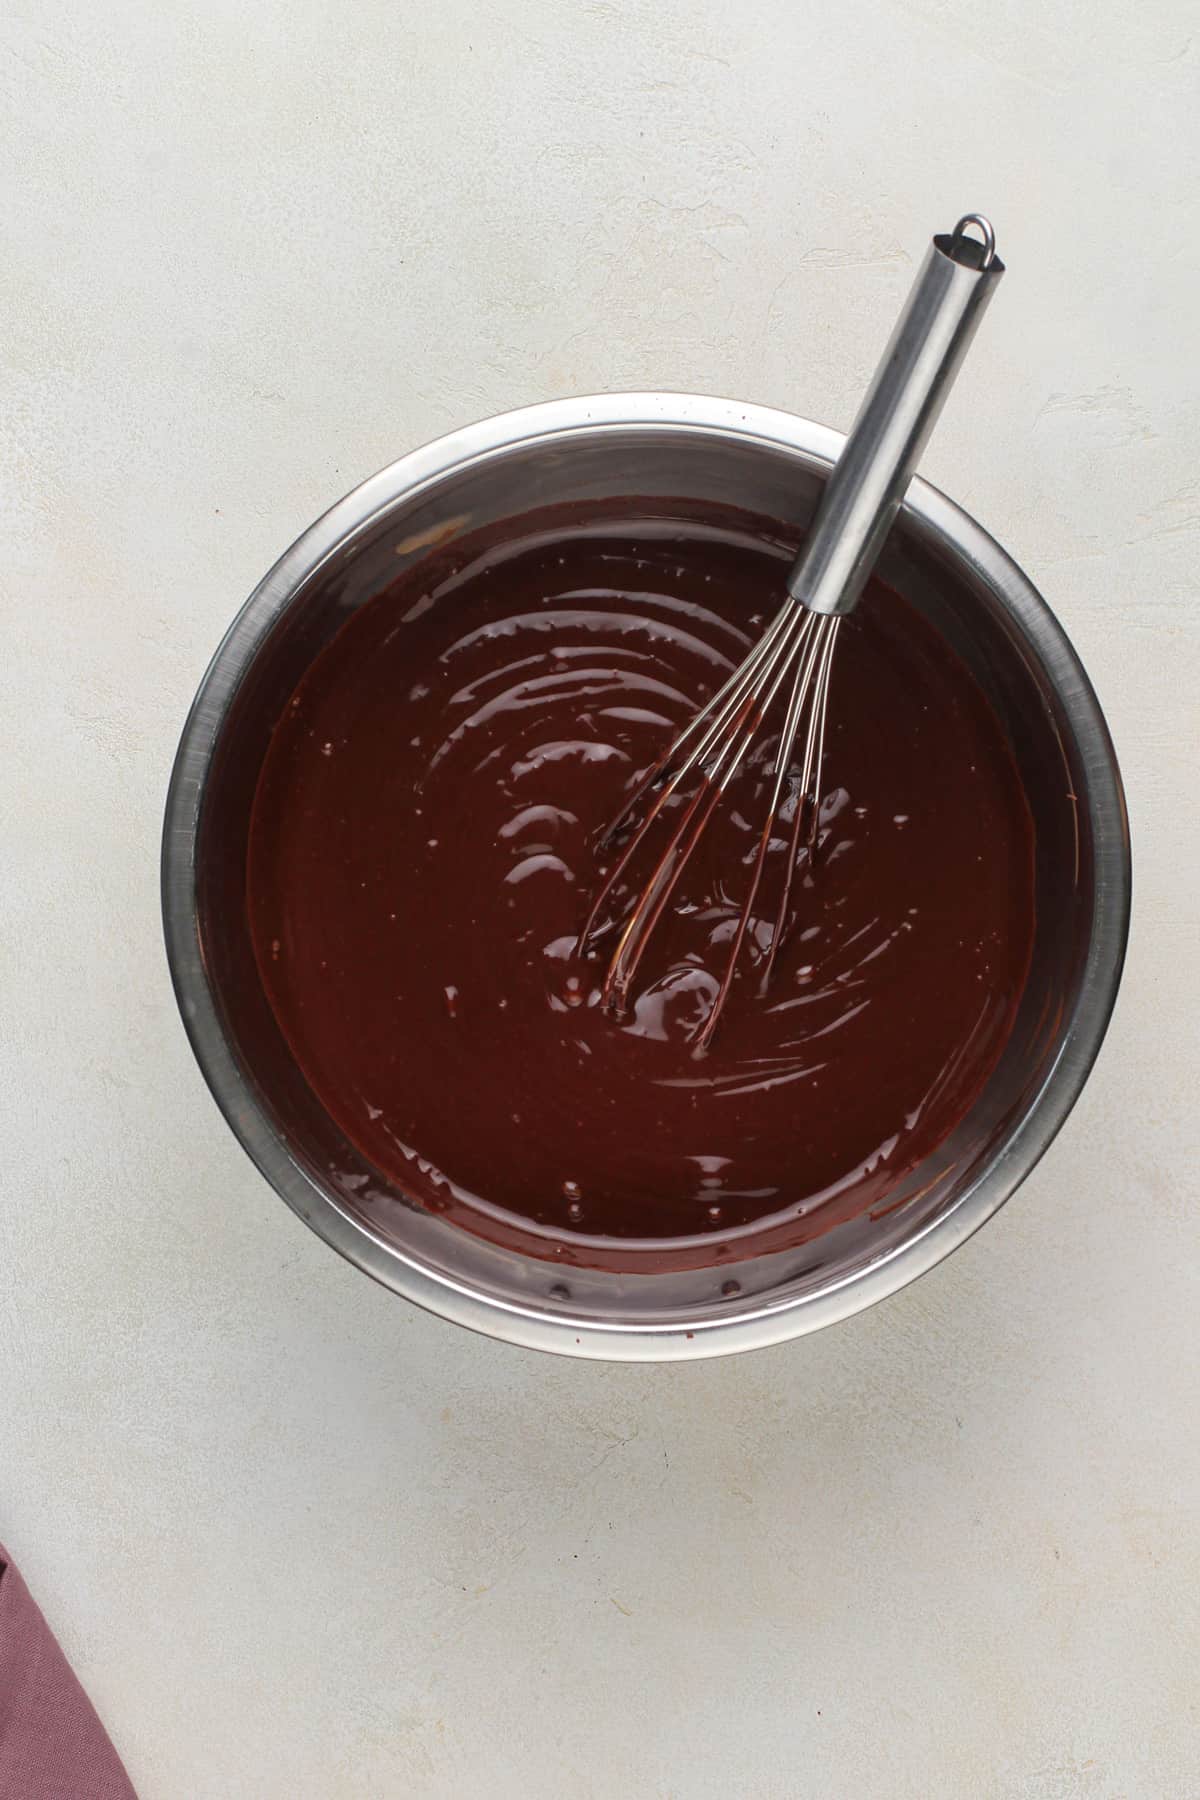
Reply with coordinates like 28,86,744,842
162,394,1130,1359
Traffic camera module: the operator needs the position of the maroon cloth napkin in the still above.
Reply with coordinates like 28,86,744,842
0,1546,136,1799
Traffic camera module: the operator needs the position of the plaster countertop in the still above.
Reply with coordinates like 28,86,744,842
2,2,1197,1795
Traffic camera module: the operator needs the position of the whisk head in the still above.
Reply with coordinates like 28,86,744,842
578,601,840,1052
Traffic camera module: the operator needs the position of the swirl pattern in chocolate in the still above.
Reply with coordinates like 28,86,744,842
247,506,1035,1263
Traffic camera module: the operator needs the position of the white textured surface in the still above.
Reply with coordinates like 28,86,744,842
2,1,1197,1794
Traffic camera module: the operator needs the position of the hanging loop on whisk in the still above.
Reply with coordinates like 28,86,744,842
949,213,997,269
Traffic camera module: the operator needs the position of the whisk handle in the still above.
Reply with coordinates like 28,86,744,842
787,214,1004,618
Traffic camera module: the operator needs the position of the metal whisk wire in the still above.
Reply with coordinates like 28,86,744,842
580,214,1005,1047
579,604,839,1045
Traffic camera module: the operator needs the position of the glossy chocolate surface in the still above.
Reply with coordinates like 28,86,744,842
247,508,1035,1262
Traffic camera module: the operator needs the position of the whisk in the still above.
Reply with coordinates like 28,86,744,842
579,214,1005,1050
